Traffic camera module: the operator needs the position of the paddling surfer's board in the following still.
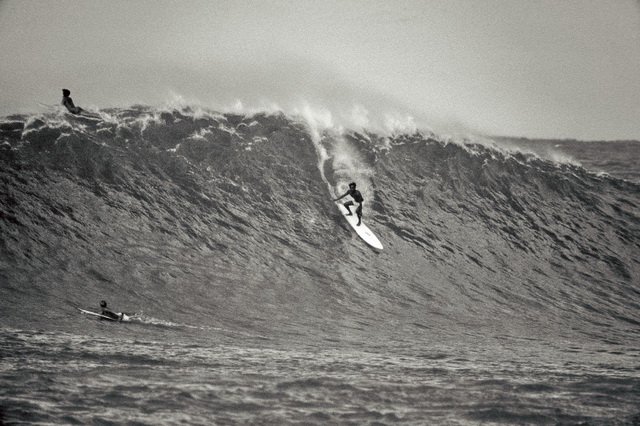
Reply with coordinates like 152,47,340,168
66,111,101,121
78,308,131,322
336,203,383,250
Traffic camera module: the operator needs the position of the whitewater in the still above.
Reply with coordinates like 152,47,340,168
1,105,638,425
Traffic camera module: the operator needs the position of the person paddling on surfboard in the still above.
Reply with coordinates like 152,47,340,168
62,89,84,115
100,300,121,321
333,182,364,226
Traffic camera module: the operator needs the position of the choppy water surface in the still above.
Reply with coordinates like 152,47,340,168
2,328,639,425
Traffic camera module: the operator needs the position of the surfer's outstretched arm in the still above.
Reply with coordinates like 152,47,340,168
333,191,348,201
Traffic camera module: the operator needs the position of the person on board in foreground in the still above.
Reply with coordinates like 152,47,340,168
100,301,121,321
333,182,364,226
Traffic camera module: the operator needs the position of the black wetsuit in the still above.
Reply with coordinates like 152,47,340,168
62,96,82,114
101,308,120,320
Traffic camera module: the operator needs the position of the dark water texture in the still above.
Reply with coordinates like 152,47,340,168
1,107,639,424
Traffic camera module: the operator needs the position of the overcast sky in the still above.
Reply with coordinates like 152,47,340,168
1,0,638,139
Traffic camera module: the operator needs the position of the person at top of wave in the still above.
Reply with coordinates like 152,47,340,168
61,89,84,115
100,300,121,321
334,182,364,226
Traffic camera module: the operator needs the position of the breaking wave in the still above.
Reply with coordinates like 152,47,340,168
1,105,638,347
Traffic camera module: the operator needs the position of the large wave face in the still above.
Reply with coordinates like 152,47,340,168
1,107,638,348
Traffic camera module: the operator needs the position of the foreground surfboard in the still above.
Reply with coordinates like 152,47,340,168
78,308,131,322
336,203,383,250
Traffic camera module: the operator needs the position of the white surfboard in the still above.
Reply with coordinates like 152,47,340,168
336,203,383,250
66,111,102,121
78,308,131,322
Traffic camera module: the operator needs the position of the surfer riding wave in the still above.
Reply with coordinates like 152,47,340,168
333,182,364,226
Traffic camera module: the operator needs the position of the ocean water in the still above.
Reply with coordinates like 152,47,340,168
1,107,639,425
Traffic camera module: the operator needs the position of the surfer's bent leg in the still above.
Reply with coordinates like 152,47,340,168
356,204,362,225
344,201,354,215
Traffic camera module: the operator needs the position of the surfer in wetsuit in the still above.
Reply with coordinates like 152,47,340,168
100,300,120,321
333,182,364,226
62,89,84,114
